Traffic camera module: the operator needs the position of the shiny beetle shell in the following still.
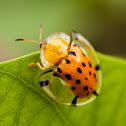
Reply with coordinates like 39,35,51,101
39,32,102,106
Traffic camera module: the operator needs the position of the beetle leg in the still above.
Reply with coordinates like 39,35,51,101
71,96,78,107
29,62,46,71
93,90,98,96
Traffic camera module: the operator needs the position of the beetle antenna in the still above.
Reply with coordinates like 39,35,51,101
15,39,41,44
15,24,43,45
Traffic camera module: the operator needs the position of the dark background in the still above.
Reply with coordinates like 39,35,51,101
0,0,126,62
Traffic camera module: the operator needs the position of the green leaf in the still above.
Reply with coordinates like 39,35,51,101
0,52,126,126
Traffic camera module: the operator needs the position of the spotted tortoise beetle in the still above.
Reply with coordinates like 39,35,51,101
15,24,101,106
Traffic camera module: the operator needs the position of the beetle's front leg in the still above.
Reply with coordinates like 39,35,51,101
29,62,46,71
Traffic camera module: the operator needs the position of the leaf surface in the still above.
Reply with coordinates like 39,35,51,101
0,52,126,126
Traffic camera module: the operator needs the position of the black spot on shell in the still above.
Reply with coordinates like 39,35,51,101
93,91,98,96
57,67,62,73
71,87,76,90
89,71,91,76
77,68,82,73
84,86,88,91
89,61,92,67
70,51,76,56
85,78,88,80
39,80,49,87
87,92,89,95
95,64,101,70
76,80,81,84
71,96,78,107
73,44,79,47
94,73,96,78
53,73,60,77
82,62,86,67
65,74,71,80
64,59,71,64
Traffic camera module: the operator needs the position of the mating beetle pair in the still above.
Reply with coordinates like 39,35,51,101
15,24,101,106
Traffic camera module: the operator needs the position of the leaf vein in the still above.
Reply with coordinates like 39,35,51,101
0,111,17,122
0,70,71,125
27,104,47,126
0,78,15,103
14,87,29,126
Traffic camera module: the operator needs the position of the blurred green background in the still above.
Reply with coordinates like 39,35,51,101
0,0,126,62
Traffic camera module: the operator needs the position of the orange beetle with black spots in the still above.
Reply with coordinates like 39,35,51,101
15,24,101,106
